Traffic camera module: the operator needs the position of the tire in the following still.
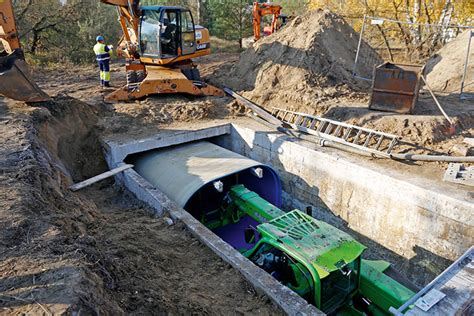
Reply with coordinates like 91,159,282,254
136,70,146,82
127,71,138,84
182,68,201,81
191,68,201,81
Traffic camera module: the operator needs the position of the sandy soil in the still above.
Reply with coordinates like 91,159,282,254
426,30,474,94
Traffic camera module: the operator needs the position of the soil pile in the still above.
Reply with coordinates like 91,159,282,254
213,9,382,111
425,30,474,93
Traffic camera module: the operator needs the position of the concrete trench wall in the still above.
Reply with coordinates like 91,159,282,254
213,124,473,263
102,123,473,313
102,125,322,315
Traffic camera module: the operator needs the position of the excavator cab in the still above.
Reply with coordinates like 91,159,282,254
140,7,196,60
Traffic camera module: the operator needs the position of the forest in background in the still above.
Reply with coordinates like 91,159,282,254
9,0,474,64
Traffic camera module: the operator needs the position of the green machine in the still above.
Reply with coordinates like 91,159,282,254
203,184,414,315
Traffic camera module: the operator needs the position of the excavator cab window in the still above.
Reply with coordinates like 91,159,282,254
160,9,179,57
140,10,162,57
180,10,196,55
139,8,179,58
140,8,197,59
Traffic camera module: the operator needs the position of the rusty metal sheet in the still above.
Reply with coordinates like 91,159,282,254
132,141,262,207
369,62,424,114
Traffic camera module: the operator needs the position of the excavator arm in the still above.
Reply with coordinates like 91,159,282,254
0,0,21,52
100,0,140,59
98,0,224,101
0,0,50,102
253,2,282,41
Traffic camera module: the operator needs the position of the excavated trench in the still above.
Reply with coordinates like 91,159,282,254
12,95,468,314
104,123,473,314
5,98,280,314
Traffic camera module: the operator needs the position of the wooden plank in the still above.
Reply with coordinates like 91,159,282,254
69,164,133,191
224,88,283,126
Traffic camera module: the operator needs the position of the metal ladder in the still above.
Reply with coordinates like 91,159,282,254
271,107,400,157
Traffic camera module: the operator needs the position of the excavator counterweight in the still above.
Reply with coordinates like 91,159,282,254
0,0,50,102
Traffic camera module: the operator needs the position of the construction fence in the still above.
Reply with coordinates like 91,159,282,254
351,16,474,98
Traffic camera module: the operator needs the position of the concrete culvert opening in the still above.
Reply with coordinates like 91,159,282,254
128,141,282,251
109,123,472,315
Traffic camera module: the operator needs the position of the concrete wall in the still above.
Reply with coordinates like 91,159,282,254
103,128,322,315
103,125,231,167
214,124,474,263
103,122,472,308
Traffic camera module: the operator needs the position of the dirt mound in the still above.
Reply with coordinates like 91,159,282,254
213,9,381,111
425,30,474,93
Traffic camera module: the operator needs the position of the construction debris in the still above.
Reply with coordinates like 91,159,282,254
463,137,474,147
443,163,474,186
450,144,469,157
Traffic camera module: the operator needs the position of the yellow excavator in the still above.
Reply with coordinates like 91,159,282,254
1,0,222,103
100,0,224,101
0,0,50,102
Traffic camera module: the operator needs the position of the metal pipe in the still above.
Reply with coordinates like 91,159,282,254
247,112,474,163
420,75,454,125
390,153,474,162
460,30,473,99
352,14,367,77
388,246,473,315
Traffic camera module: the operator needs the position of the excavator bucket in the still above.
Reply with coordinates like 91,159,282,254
0,50,50,102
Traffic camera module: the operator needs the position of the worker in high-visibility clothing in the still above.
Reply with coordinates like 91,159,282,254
93,35,113,87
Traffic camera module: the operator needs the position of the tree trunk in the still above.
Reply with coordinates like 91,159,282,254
413,0,422,43
439,0,454,44
30,31,40,54
392,0,412,59
239,4,243,48
196,0,201,24
431,0,453,47
410,0,422,60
